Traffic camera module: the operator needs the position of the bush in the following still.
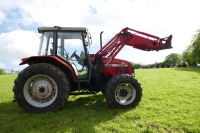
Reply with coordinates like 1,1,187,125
182,62,189,67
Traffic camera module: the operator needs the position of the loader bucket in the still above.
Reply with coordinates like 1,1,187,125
161,35,173,50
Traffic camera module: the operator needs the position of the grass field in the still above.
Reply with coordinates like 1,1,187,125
0,68,199,133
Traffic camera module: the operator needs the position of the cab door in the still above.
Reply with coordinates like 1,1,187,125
56,31,91,81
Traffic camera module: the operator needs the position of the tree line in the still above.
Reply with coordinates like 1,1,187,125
0,69,20,75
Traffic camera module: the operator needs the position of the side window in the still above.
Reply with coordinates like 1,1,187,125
40,32,53,55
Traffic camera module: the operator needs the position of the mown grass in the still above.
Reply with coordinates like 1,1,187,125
0,68,199,133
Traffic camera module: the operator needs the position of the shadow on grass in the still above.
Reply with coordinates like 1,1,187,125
0,94,129,133
174,67,200,74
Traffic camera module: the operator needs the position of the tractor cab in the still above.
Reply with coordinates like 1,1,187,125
38,26,92,81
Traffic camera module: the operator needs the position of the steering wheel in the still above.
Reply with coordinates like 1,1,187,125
70,50,77,58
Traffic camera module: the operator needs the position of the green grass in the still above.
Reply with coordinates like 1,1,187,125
0,68,200,133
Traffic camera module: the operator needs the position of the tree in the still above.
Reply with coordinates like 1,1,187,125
0,68,5,75
131,62,143,69
190,29,200,63
182,45,193,66
164,53,182,67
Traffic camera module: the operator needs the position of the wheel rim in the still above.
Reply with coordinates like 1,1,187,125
23,74,58,108
115,83,136,105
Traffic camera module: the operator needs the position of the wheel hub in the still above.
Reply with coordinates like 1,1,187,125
39,86,45,93
31,79,55,101
115,83,136,105
119,88,128,97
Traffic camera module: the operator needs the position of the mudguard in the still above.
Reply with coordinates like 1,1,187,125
19,56,77,81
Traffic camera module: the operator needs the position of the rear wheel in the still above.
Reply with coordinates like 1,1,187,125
105,74,142,108
13,63,70,113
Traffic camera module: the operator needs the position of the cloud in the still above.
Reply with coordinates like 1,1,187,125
0,61,6,69
0,10,7,25
0,0,200,70
0,30,39,60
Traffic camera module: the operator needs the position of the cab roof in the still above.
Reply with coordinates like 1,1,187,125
38,26,87,33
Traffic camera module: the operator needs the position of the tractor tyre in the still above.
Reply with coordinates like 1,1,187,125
13,63,70,113
105,74,142,108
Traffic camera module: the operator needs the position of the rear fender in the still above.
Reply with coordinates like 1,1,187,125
20,56,77,81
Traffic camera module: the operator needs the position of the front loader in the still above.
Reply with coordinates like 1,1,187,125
13,26,172,113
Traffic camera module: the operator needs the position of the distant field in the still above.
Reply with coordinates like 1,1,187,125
0,68,199,133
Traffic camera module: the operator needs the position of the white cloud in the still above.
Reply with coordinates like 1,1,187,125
10,59,21,66
0,61,6,69
0,30,39,60
0,10,7,25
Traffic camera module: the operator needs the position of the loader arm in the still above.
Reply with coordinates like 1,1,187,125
96,27,172,62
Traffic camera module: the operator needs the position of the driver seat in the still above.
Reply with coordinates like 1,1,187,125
76,51,89,79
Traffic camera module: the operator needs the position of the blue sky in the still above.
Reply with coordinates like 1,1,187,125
0,0,200,71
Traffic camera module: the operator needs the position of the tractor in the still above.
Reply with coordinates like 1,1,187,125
13,26,172,113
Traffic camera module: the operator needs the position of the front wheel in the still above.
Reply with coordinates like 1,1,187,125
105,74,142,108
13,63,70,113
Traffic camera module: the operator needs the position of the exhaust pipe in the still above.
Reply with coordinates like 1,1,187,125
100,31,104,49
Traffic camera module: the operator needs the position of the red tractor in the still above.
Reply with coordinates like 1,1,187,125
13,26,172,113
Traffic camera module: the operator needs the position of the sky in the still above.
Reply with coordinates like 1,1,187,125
0,0,200,71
